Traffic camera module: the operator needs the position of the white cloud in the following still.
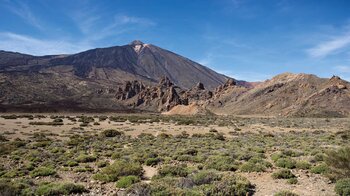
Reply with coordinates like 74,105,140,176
0,32,91,55
226,71,272,82
116,15,156,26
7,2,44,30
70,8,156,42
307,29,350,58
334,65,350,73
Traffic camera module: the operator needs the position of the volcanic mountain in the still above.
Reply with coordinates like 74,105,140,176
0,40,232,112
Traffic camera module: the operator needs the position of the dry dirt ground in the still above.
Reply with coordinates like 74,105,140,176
0,113,349,196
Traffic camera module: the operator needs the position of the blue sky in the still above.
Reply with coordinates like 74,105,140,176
1,0,350,81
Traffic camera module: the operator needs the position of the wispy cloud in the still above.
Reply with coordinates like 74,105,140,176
6,1,44,30
0,32,91,55
116,15,156,26
307,26,350,58
219,70,272,81
334,65,350,73
71,6,156,42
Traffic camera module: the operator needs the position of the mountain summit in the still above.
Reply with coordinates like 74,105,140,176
0,41,232,112
45,40,230,89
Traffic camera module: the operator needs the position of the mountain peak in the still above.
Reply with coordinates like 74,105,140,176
129,40,145,45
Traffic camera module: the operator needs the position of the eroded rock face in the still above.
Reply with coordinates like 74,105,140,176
117,76,187,111
182,82,213,103
116,80,145,100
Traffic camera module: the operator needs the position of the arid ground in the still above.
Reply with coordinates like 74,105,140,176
0,114,349,195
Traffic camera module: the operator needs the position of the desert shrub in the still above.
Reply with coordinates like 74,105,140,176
1,115,18,119
73,166,94,173
93,160,143,182
240,157,272,172
0,179,32,195
126,183,151,195
311,153,325,162
274,190,299,196
35,182,86,195
53,118,63,123
158,133,171,139
0,143,16,155
326,146,350,180
287,178,298,184
272,169,295,179
0,135,8,142
295,161,311,170
78,116,94,123
310,163,329,174
275,158,296,169
2,169,26,178
29,121,63,126
30,167,56,177
191,170,222,185
177,119,195,125
101,129,123,137
79,122,89,127
282,149,303,157
157,164,189,177
98,116,108,121
65,160,79,167
335,178,350,196
96,160,109,168
116,175,141,188
204,155,238,171
201,174,254,196
93,122,100,125
145,157,162,166
76,154,96,163
271,152,284,162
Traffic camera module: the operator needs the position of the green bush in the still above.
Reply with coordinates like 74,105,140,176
65,160,79,167
295,161,311,170
287,178,298,184
126,183,151,195
274,190,299,196
204,156,238,171
35,182,86,195
101,129,123,137
116,175,141,188
96,160,109,168
76,154,96,163
326,147,350,180
30,167,56,177
240,158,272,172
202,174,254,196
145,157,161,166
191,170,221,185
310,163,329,174
0,179,32,195
272,169,295,179
275,158,296,169
157,164,189,177
93,160,143,182
335,178,350,196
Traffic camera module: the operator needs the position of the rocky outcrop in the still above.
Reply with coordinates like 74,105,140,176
117,77,187,111
181,82,213,103
116,80,145,100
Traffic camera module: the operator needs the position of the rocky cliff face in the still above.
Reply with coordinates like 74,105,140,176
116,77,186,111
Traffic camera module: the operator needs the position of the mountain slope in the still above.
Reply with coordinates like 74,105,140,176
0,41,232,112
208,73,350,117
47,40,229,89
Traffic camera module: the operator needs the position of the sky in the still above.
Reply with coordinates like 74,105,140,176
1,0,350,81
